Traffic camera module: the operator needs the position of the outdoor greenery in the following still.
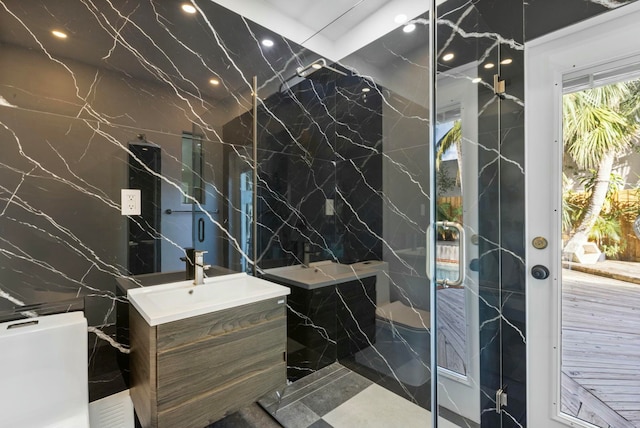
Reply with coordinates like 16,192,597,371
563,171,637,258
436,201,462,241
436,120,462,194
562,79,640,256
436,120,464,241
437,167,457,194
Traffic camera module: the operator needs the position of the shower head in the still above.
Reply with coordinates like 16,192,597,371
296,58,347,78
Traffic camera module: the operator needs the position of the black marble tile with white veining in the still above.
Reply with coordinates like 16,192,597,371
4,0,626,426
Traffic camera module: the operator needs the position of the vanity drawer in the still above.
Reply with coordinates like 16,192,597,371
156,318,286,410
156,297,286,352
157,362,285,428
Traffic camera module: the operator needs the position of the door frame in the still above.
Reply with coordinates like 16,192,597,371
525,3,640,426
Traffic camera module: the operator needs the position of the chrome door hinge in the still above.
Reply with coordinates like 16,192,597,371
496,388,508,413
494,74,506,99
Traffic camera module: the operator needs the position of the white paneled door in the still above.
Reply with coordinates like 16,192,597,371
526,3,640,427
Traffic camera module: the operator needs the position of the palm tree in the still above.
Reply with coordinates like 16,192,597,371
563,81,640,253
437,120,463,193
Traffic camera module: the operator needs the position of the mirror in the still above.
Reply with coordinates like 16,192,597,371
181,133,204,205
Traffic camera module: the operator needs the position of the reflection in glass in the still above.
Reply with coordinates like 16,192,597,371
435,116,468,378
181,132,204,204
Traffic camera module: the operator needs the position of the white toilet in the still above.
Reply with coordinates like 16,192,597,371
351,260,430,326
352,260,431,343
0,312,90,428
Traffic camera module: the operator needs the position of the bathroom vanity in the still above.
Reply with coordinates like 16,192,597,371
263,262,377,380
127,273,289,428
115,266,235,387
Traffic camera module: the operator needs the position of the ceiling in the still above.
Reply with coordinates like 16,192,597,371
0,1,431,105
216,0,428,62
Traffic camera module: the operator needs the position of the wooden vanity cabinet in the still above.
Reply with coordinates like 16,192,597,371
129,297,287,428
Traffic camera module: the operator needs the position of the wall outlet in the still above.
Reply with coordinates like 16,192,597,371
121,189,141,216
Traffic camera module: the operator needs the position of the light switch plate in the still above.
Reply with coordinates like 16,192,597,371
121,189,141,216
325,199,335,216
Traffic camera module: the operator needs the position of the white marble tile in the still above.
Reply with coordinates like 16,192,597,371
323,383,461,428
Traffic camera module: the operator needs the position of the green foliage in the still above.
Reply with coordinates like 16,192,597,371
436,201,462,241
602,243,625,259
575,170,625,214
564,181,638,259
436,120,462,194
588,215,622,252
563,79,640,256
437,167,457,194
437,202,462,222
562,173,578,234
579,170,624,197
563,82,640,169
436,120,461,171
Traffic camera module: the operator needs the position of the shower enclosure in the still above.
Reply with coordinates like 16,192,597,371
211,0,514,424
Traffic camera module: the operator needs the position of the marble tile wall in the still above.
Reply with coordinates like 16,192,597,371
438,0,639,426
1,0,637,425
251,71,384,269
0,0,404,405
0,0,310,401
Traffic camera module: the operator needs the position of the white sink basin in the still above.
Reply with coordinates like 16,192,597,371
262,262,377,289
127,273,290,326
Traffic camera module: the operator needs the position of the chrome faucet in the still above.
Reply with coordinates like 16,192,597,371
193,250,210,285
303,243,320,266
180,248,211,284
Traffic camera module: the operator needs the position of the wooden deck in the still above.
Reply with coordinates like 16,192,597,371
428,266,640,427
562,268,640,428
437,288,467,376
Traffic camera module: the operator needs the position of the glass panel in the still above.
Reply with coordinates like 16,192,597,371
433,0,518,425
181,132,204,204
249,2,440,426
435,116,466,379
561,74,640,428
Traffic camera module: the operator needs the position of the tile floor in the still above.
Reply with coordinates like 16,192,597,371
258,363,469,428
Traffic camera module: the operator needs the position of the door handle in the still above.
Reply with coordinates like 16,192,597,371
198,218,205,242
531,265,550,280
426,221,465,288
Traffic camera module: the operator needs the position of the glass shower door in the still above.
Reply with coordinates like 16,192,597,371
433,0,524,425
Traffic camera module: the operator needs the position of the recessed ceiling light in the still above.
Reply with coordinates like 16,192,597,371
51,30,67,39
209,78,220,86
442,53,454,61
471,77,482,83
362,88,371,93
311,63,322,70
484,62,495,69
181,3,196,14
402,23,416,33
261,39,274,47
394,14,408,24
500,58,513,65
